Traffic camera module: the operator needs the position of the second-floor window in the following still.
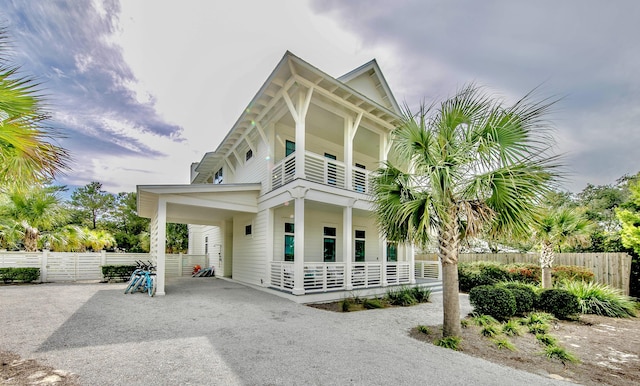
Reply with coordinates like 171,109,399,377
285,140,295,157
214,167,223,184
246,148,253,161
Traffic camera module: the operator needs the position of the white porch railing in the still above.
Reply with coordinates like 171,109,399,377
386,262,411,285
270,151,374,194
269,261,413,294
415,260,441,280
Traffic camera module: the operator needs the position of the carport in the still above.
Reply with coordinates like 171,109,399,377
136,183,261,295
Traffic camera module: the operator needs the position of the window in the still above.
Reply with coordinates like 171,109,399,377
284,222,294,261
354,163,366,193
325,153,337,185
387,242,398,262
355,230,365,262
285,140,295,157
214,167,223,184
245,224,252,236
323,226,336,262
246,148,253,161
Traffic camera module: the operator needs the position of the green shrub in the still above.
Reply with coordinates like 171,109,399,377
386,286,418,306
505,264,541,284
535,333,557,347
101,265,136,282
410,286,432,303
362,298,384,309
501,320,522,336
492,337,517,351
503,286,535,315
435,336,461,351
561,280,637,318
469,285,516,320
341,298,352,312
417,325,430,334
459,262,509,292
0,267,40,283
544,345,579,364
552,265,594,283
537,289,580,319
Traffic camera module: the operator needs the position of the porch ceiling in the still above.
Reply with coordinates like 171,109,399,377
137,183,261,225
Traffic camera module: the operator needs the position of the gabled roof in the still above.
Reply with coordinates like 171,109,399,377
338,59,401,115
192,51,401,182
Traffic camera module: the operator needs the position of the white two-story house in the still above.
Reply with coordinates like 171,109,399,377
137,51,423,297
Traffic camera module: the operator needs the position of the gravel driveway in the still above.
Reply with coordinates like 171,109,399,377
0,278,572,385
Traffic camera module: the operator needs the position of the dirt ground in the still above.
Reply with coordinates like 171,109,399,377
310,301,640,386
0,351,80,385
409,314,640,386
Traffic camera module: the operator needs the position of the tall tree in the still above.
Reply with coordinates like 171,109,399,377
617,180,640,255
70,181,114,229
372,84,561,337
0,24,69,189
533,206,592,288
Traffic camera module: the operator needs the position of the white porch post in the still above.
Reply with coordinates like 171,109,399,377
283,88,313,180
292,193,305,295
265,208,274,287
344,113,361,191
343,204,353,290
380,236,388,286
409,243,416,284
156,198,167,296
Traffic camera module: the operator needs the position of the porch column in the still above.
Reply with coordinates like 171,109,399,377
409,243,416,284
265,208,274,287
344,113,361,191
292,194,305,295
156,197,167,296
343,204,353,290
380,235,388,286
283,88,313,180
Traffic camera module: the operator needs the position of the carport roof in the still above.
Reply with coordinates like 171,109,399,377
136,183,261,225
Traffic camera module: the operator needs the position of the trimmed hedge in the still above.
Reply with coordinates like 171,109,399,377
0,267,40,283
101,265,136,282
497,282,538,315
469,285,516,320
459,261,595,292
537,288,580,319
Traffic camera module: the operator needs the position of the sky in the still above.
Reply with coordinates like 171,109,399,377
1,0,639,194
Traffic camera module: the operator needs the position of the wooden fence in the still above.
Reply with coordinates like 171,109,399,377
418,252,632,295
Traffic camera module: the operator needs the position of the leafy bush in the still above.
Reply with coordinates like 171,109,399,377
459,262,509,292
362,298,384,309
386,286,418,306
544,345,579,364
552,265,594,283
435,336,461,350
0,268,40,283
341,298,352,312
469,285,516,320
561,280,637,318
101,265,136,282
505,264,541,284
497,282,537,315
417,325,430,334
410,286,432,303
537,289,580,319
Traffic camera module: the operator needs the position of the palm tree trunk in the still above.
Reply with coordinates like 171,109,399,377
23,226,39,252
439,218,461,337
540,241,554,289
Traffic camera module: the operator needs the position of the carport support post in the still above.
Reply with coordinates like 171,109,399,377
156,198,167,296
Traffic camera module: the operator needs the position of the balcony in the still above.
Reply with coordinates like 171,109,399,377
271,151,374,194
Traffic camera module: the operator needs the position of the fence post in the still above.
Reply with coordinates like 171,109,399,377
40,249,48,283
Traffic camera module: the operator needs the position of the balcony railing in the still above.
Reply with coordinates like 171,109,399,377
270,151,374,194
269,261,412,294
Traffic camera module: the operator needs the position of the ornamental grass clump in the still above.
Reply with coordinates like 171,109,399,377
435,336,462,351
501,320,522,336
544,345,579,364
492,337,517,351
561,280,637,318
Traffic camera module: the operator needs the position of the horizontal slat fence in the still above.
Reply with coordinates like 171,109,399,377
0,251,209,283
419,253,631,295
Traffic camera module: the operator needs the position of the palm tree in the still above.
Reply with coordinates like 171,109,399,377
0,24,70,189
372,84,561,337
534,207,592,288
0,186,68,251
